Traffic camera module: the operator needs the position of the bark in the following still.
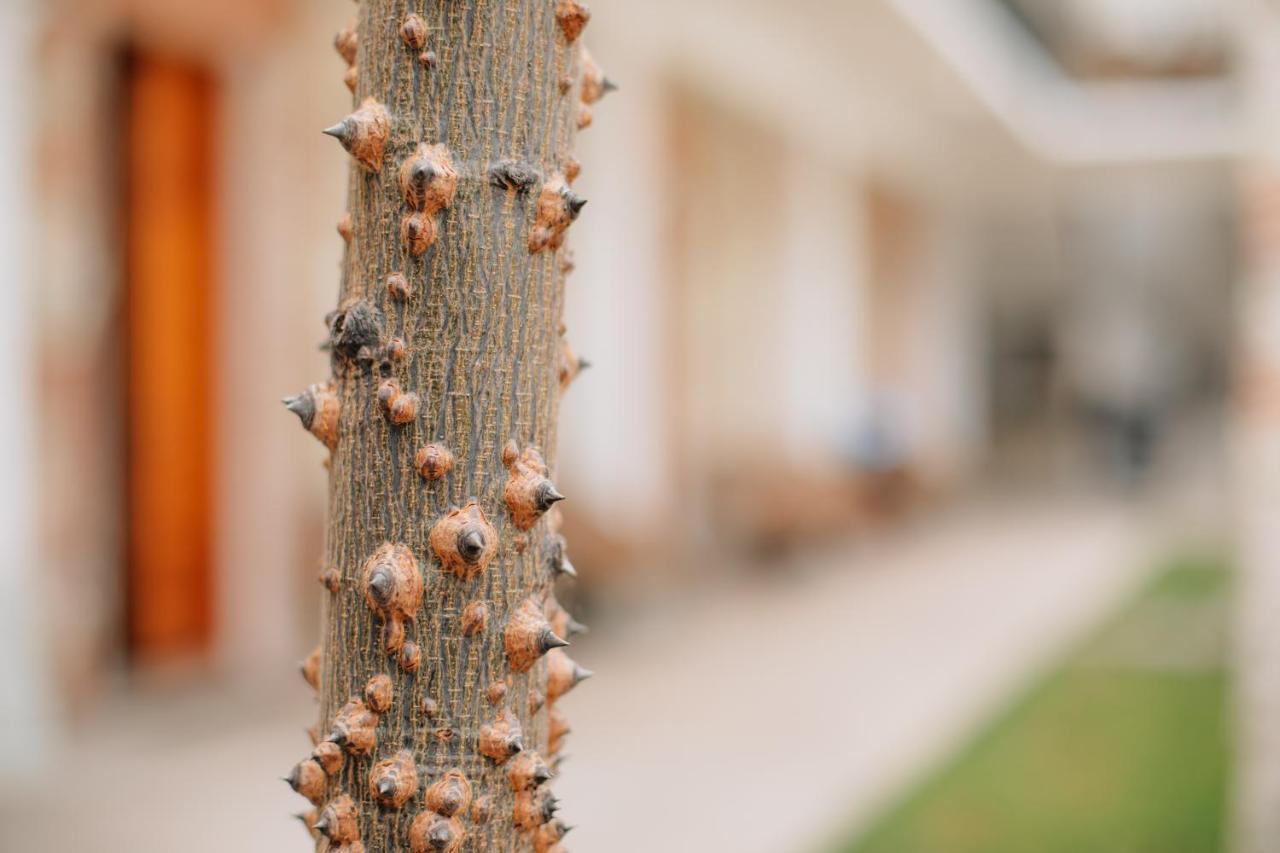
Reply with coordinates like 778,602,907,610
284,1,603,849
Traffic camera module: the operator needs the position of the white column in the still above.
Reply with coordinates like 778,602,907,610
778,148,867,462
0,0,57,776
1231,2,1280,849
558,30,672,533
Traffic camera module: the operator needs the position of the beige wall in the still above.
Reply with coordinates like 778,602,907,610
214,0,355,678
558,0,1013,554
26,0,353,719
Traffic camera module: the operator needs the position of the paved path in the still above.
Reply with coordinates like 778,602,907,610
0,496,1166,852
555,497,1158,853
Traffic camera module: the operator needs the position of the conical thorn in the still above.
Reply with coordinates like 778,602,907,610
458,530,486,562
537,482,566,511
282,393,315,429
541,629,570,652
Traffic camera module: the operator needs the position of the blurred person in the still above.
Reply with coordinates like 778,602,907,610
1060,279,1179,485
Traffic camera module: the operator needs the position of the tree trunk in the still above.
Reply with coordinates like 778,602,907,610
284,1,605,849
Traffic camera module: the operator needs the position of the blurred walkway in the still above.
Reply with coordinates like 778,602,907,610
0,494,1192,852
556,496,1171,853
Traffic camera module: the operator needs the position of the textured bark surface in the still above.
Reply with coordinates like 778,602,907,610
286,1,597,849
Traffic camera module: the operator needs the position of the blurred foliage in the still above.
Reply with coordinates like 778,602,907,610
840,555,1231,853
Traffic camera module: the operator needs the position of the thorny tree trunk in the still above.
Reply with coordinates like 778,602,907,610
284,2,610,850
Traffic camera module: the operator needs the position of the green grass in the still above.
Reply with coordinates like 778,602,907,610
838,556,1232,853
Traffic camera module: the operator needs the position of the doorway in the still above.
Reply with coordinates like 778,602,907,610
122,51,217,662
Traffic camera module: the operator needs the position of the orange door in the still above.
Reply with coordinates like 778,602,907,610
124,52,216,661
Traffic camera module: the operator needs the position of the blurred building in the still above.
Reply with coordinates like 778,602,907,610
567,0,1237,566
0,0,1263,841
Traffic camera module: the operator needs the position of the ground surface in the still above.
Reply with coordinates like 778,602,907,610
0,492,1209,852
843,558,1231,853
